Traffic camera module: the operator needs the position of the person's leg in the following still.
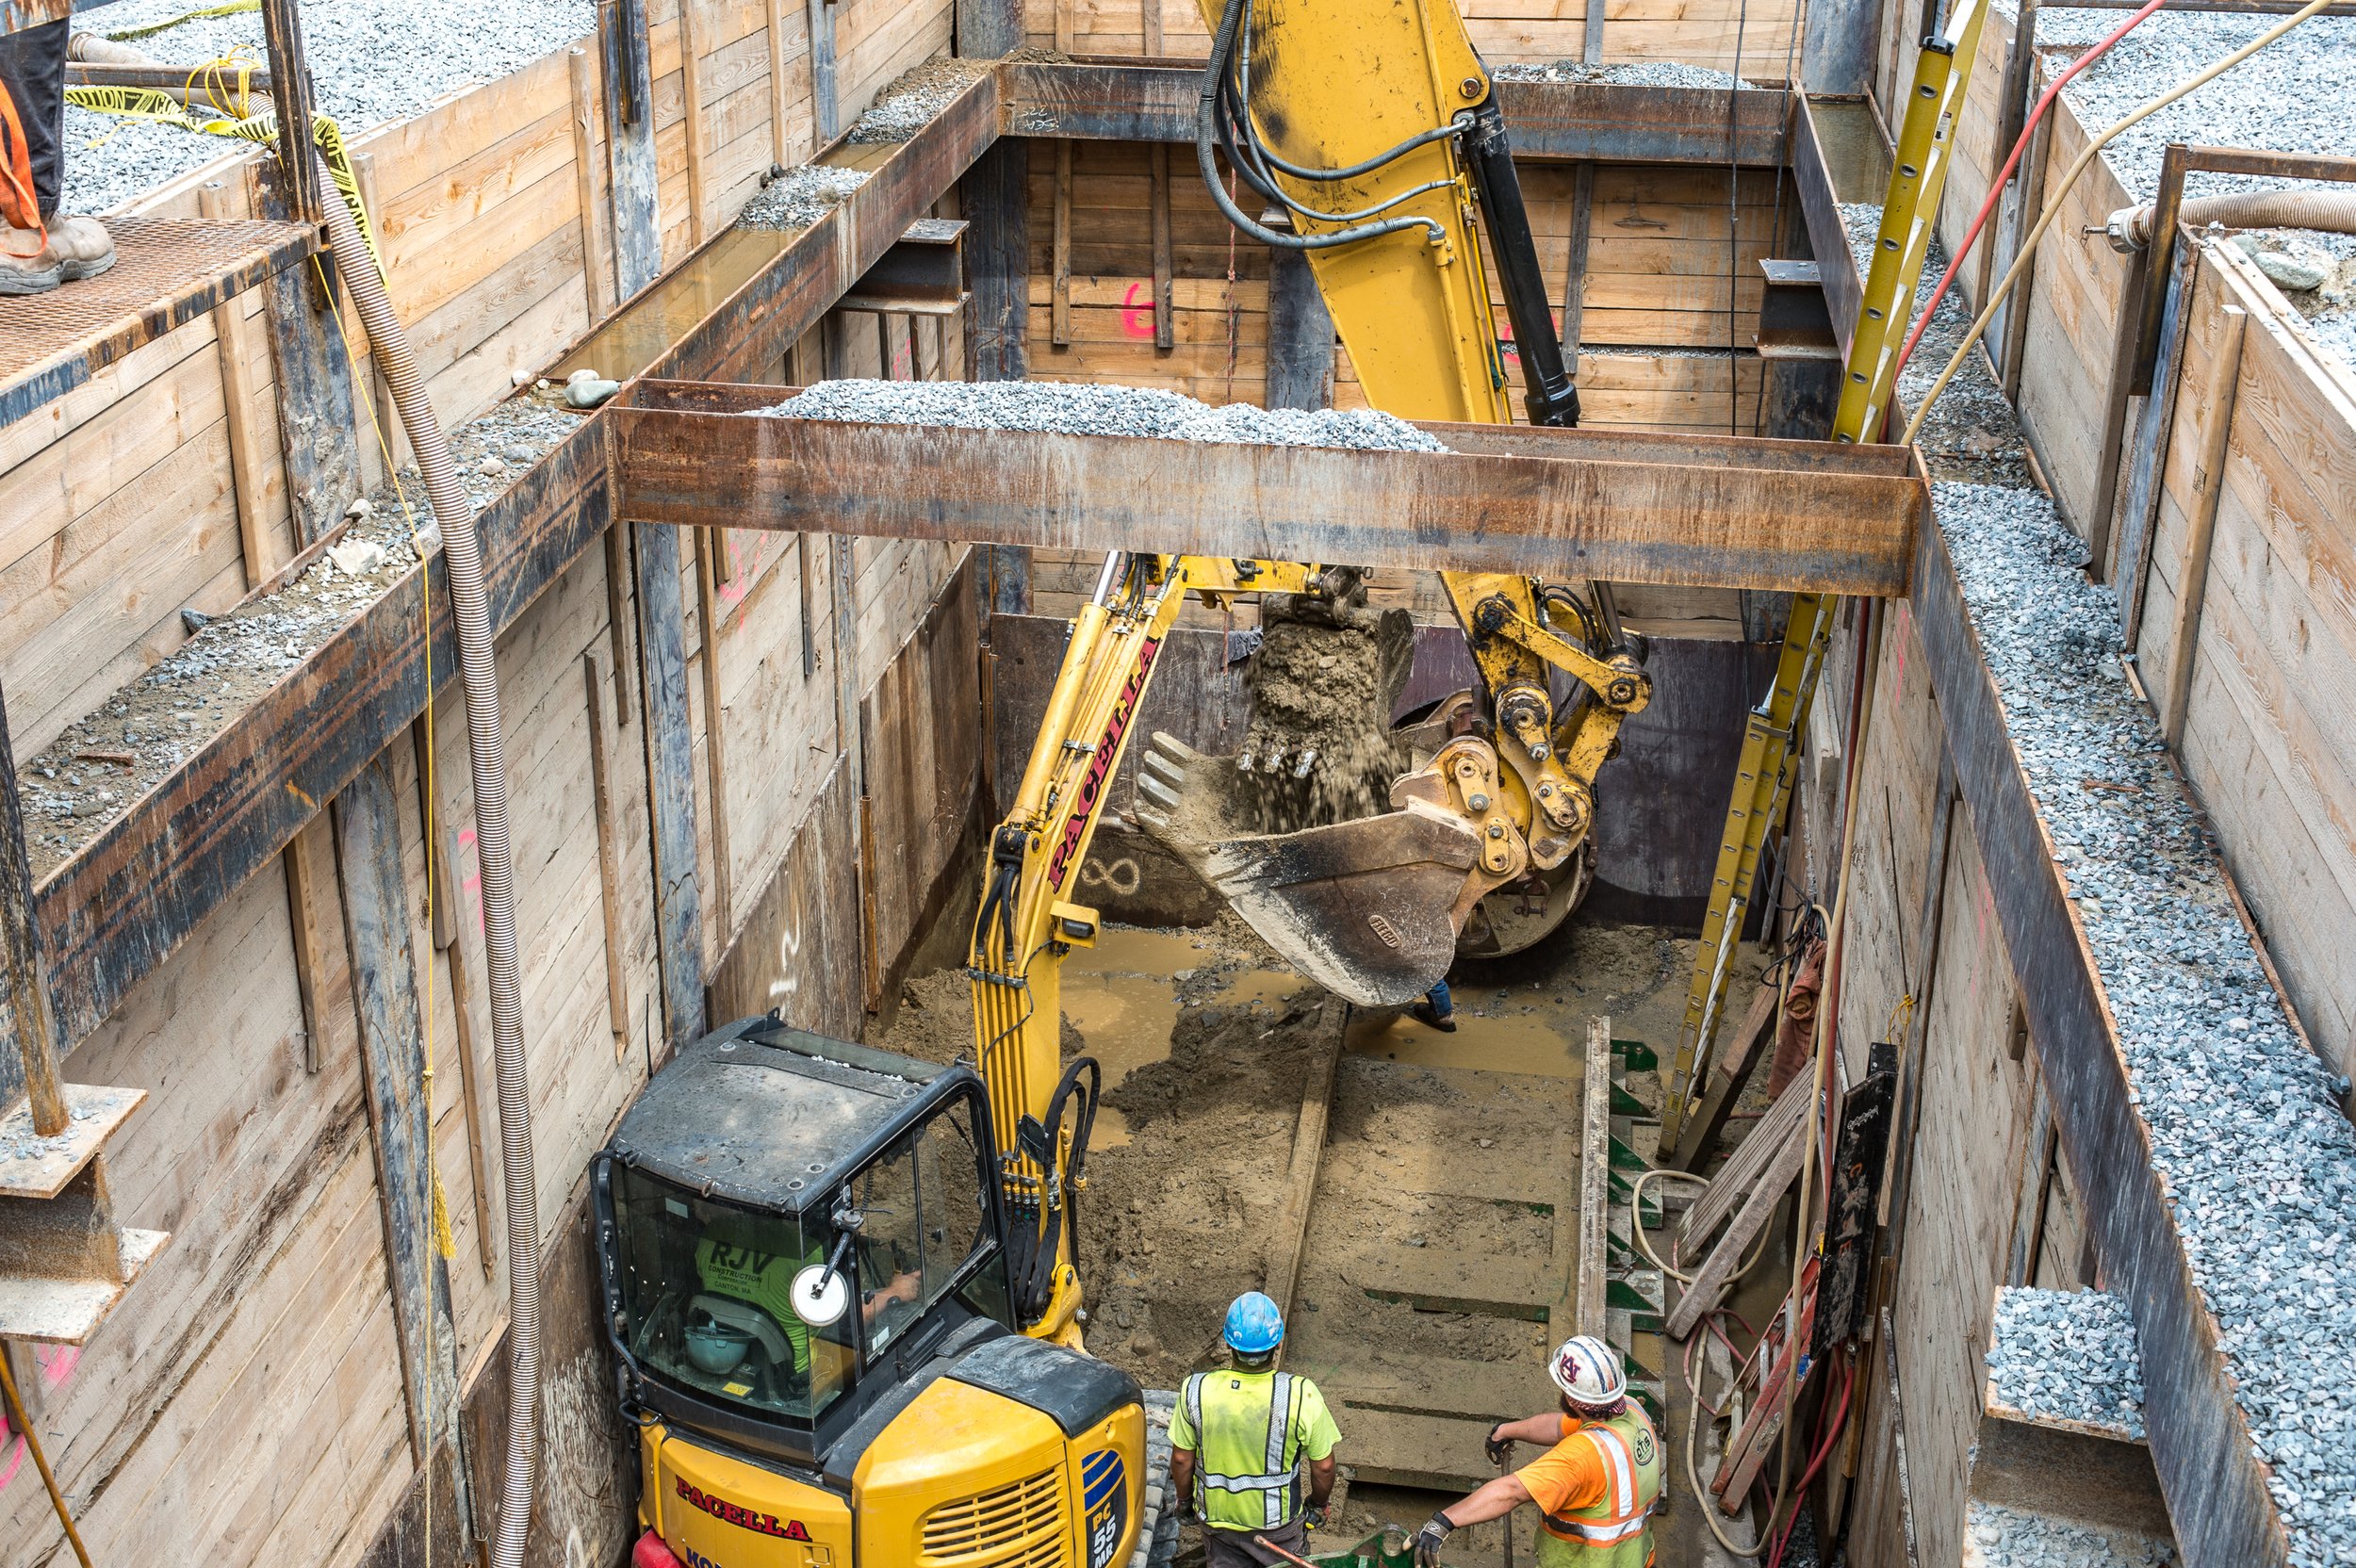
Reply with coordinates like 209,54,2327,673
0,18,67,219
1411,978,1456,1033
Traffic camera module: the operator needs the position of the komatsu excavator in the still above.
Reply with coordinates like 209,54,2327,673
594,0,1647,1563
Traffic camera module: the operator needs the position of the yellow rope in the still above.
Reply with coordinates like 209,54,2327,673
64,82,388,290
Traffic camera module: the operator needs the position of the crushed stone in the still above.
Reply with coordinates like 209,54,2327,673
2222,229,2356,381
1841,202,2036,489
736,165,872,231
756,378,1450,451
60,0,596,215
1986,1287,2146,1439
1491,59,1759,89
846,57,990,142
1966,1501,2177,1568
2022,8,2356,204
1936,479,2356,1568
22,399,581,882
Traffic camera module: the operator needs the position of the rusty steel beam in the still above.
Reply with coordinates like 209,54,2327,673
1792,98,1860,368
998,59,1792,166
608,381,1924,594
27,75,1002,1053
1908,520,2287,1566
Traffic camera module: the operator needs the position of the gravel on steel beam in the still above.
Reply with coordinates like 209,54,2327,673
59,0,596,215
1987,1286,2147,1439
1489,59,1759,89
737,166,872,231
845,57,990,143
1967,1500,2179,1567
1938,477,2356,1568
753,379,1452,451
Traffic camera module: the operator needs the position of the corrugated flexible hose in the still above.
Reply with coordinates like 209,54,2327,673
2112,188,2356,251
314,152,540,1568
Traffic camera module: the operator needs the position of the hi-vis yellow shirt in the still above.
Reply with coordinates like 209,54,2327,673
1170,1368,1341,1532
694,1227,818,1371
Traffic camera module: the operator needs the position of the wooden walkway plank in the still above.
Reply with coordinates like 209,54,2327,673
631,519,707,1058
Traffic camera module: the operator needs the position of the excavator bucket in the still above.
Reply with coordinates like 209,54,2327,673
1136,734,1482,1005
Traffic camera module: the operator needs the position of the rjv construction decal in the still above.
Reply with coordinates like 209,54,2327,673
1082,1448,1128,1568
676,1476,812,1540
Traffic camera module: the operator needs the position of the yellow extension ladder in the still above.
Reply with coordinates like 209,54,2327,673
1660,0,1992,1149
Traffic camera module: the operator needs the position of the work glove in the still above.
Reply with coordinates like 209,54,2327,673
1302,1505,1328,1531
1484,1424,1514,1466
1414,1512,1455,1567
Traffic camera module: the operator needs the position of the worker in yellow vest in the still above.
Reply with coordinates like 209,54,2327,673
1169,1292,1342,1567
1414,1335,1662,1567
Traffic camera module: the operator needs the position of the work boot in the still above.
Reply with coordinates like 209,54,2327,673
47,215,114,282
1409,998,1457,1033
0,221,61,295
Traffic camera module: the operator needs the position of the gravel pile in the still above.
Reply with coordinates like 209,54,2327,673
756,379,1451,451
2022,8,2356,204
20,398,581,879
846,57,990,142
1937,479,2356,1566
737,165,871,231
1491,59,1758,89
59,0,596,215
1840,202,2036,488
1966,1501,2176,1568
1986,1287,2146,1438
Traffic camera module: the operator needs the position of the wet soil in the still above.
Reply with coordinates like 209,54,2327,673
1235,607,1416,832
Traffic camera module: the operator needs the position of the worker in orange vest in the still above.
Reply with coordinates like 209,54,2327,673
1414,1335,1663,1567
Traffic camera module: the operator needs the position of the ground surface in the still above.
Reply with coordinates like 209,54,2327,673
874,904,1745,1565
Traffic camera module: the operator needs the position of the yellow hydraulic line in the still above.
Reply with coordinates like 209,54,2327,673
1661,0,1989,1146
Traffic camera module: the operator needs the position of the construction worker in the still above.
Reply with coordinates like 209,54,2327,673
1168,1291,1341,1567
1414,1335,1662,1567
0,5,116,294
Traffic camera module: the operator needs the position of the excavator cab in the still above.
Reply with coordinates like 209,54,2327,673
595,1018,1146,1568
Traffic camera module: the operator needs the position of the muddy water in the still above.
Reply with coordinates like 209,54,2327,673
1059,926,1301,1147
1346,1003,1582,1081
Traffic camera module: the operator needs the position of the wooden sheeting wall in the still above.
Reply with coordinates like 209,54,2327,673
1025,0,1803,75
2130,243,2356,1076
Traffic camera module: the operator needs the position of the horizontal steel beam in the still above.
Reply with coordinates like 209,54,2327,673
998,60,1794,166
608,380,1924,595
29,73,1001,1051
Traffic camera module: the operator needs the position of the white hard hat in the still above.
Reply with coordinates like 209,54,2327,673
1548,1335,1628,1406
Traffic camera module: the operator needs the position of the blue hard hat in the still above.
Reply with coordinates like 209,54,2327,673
1223,1291,1285,1354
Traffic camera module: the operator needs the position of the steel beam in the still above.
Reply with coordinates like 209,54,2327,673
607,381,1924,595
997,60,1793,166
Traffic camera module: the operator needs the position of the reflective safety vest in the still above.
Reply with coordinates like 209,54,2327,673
1536,1406,1663,1568
1181,1369,1311,1531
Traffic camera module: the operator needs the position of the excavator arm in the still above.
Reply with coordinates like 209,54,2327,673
977,0,1654,1341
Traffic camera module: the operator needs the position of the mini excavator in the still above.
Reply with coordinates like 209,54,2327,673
594,0,1648,1563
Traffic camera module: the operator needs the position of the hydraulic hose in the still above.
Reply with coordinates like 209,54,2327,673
1194,0,1446,251
315,152,541,1568
2109,188,2356,250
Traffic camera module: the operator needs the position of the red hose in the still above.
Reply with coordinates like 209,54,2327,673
1889,0,2168,384
1764,1351,1857,1568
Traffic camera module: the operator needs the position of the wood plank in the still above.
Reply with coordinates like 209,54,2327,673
329,752,463,1476
584,652,633,1057
693,527,735,935
569,44,615,324
2162,305,2247,750
679,0,712,245
1324,1355,1555,1427
1664,1094,1804,1339
253,243,363,549
429,820,499,1280
1265,241,1335,412
1266,1000,1348,1322
806,0,840,139
282,813,341,1075
0,682,65,1129
1577,1015,1611,1335
1669,981,1777,1171
1341,1407,1508,1491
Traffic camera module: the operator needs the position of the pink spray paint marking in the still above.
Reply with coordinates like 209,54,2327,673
0,1433,23,1494
459,826,484,939
37,1346,75,1386
1121,282,1157,340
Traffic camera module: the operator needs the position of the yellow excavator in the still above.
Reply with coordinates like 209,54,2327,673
594,0,1651,1563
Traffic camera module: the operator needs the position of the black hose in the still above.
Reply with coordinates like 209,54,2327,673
1012,1056,1103,1324
1193,0,1446,251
